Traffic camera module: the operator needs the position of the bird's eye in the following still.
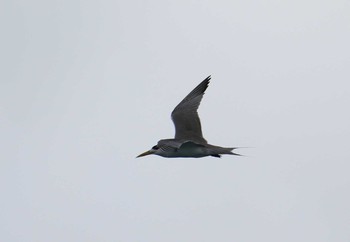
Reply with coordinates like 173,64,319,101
152,145,159,150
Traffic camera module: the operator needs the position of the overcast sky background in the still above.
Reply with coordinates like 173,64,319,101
1,0,350,241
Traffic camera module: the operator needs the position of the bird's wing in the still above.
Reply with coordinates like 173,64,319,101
171,76,210,143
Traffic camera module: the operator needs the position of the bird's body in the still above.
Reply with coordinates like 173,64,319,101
137,76,240,158
154,140,235,158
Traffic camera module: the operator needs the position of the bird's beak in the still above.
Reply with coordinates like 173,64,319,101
136,150,154,158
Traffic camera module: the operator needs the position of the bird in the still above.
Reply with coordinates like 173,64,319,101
137,75,241,158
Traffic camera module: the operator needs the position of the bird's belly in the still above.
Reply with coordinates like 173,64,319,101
167,144,209,158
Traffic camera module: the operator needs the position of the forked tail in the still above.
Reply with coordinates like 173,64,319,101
225,147,242,156
210,146,242,158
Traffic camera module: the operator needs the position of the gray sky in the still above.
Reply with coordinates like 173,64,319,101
1,0,350,241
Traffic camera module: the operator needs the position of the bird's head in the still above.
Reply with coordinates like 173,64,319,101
136,145,160,158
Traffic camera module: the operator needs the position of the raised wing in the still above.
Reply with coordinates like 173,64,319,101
171,76,210,143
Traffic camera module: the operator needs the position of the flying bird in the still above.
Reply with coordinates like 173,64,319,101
137,75,240,158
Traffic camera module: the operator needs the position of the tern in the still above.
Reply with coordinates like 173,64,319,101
137,75,241,158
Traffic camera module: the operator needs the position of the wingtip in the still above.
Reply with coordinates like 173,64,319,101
201,75,211,90
204,75,211,83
